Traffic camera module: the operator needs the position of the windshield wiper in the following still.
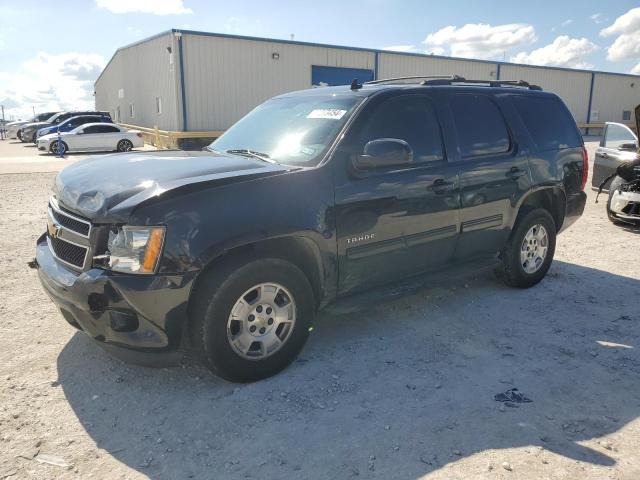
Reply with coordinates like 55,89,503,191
226,149,276,163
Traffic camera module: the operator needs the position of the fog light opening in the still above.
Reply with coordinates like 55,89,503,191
109,310,139,333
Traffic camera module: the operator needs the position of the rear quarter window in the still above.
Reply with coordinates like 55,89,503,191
510,95,581,151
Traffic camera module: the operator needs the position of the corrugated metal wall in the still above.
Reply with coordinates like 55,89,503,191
96,30,640,134
95,32,180,131
500,65,592,123
591,74,640,125
378,53,496,81
181,34,375,131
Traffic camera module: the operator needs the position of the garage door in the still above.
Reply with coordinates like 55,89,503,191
312,65,374,87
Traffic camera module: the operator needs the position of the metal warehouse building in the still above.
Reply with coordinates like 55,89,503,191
95,29,640,146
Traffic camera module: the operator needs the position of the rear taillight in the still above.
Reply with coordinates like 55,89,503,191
136,132,143,138
580,146,588,191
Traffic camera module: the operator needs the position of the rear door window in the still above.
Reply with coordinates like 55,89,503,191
510,95,581,151
449,94,510,157
603,123,637,149
82,126,103,134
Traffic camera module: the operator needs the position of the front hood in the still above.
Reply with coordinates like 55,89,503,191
40,132,72,141
54,150,289,222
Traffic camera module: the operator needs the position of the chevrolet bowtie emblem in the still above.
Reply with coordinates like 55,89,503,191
47,219,61,239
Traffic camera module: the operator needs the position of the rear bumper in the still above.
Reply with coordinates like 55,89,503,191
35,234,196,361
559,191,587,233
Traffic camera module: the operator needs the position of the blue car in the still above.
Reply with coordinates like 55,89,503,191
36,114,113,140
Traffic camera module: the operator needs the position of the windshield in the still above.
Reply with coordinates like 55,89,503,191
208,94,362,167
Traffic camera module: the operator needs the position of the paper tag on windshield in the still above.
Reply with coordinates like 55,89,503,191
307,109,347,120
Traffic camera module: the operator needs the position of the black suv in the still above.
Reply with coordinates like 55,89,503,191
35,77,587,382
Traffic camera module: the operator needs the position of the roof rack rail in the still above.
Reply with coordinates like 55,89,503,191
422,78,542,90
364,75,465,85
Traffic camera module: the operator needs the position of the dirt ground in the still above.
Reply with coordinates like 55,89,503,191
0,140,639,480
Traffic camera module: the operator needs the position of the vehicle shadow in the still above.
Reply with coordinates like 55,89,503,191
56,260,640,479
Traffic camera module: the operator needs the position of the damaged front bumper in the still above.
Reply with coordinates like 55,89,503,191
35,234,196,364
609,189,640,222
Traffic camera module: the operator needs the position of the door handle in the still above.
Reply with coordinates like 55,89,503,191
428,178,454,194
506,167,527,179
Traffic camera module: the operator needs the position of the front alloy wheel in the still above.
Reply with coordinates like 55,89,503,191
189,257,314,382
227,283,296,359
50,140,67,155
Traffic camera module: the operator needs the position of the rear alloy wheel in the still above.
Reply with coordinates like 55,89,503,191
496,208,556,288
49,140,67,155
117,139,133,152
520,224,549,274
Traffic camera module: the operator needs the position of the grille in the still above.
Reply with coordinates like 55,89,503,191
49,236,87,268
50,207,90,236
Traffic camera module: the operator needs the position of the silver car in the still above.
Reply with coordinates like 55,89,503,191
593,106,640,225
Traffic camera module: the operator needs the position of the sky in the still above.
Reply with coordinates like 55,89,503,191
1,0,640,120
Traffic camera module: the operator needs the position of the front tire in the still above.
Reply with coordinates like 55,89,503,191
49,140,68,155
117,139,133,152
496,208,556,288
189,258,315,382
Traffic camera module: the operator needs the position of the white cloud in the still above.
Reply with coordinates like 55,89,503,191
561,19,573,27
0,52,105,120
511,35,598,69
633,63,640,74
590,13,604,24
423,23,537,60
95,0,192,15
600,7,640,36
600,7,640,71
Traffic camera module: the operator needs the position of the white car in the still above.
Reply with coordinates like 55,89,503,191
7,120,32,139
37,123,144,154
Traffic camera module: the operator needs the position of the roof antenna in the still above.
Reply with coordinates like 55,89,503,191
350,78,362,90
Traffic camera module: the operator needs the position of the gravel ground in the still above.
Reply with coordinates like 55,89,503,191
0,142,639,480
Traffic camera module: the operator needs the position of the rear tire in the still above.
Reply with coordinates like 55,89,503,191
189,257,315,382
496,208,556,288
117,139,133,152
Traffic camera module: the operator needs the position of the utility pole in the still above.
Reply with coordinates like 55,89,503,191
1,105,5,140
32,106,36,117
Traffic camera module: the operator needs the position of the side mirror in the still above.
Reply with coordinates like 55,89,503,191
619,142,638,152
354,138,413,170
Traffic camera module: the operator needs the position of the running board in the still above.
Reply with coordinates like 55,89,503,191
325,256,500,315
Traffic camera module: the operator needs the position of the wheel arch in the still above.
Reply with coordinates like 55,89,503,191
187,235,327,320
512,187,566,234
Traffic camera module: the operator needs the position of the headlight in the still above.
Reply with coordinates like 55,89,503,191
106,226,165,274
